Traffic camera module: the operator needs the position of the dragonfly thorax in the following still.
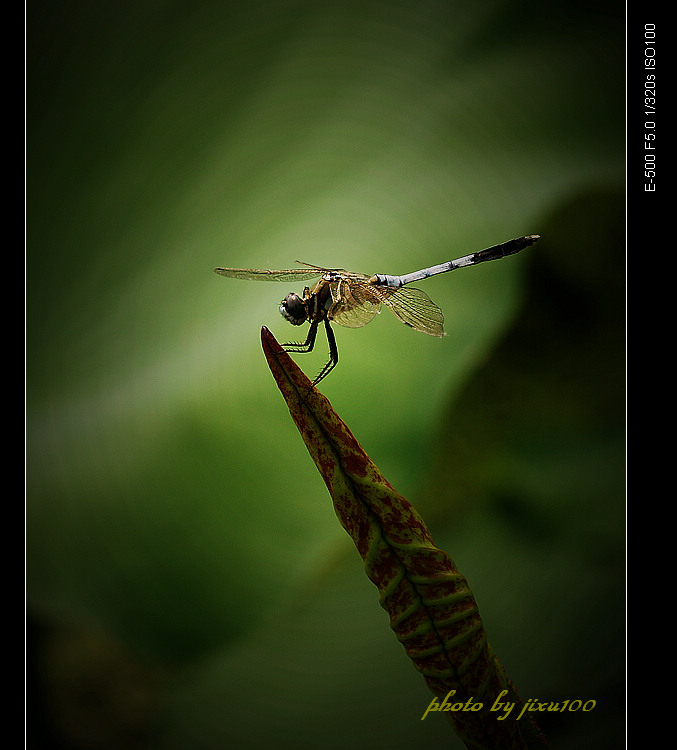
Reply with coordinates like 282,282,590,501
280,292,308,325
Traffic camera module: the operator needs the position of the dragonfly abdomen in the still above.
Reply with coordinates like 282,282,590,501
370,273,404,288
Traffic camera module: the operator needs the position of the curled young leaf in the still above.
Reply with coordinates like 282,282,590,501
261,327,545,750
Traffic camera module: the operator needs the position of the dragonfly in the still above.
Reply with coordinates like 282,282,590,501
215,234,539,386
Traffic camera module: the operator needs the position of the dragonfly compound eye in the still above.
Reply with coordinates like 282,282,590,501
280,292,308,325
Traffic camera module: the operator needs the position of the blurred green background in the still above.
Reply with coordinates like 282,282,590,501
27,1,625,748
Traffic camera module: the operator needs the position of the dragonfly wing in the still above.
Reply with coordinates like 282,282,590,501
379,285,445,337
214,267,324,282
326,275,382,328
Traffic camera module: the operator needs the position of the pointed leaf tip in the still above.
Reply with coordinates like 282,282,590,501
261,325,314,397
261,325,370,492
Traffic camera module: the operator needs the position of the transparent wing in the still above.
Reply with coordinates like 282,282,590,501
214,266,324,282
326,274,382,328
215,264,445,336
377,285,445,337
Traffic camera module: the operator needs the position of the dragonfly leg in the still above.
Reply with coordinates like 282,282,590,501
311,319,339,386
282,319,318,353
282,318,338,387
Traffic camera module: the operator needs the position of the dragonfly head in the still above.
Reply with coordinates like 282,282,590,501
280,292,308,325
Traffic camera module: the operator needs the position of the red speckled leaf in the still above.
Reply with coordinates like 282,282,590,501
261,327,546,750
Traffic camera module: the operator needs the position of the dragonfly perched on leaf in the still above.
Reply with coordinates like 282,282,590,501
215,234,539,386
